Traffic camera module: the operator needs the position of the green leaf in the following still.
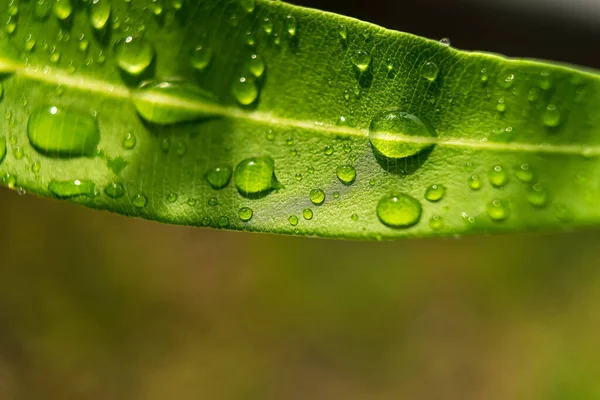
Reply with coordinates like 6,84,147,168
0,0,599,239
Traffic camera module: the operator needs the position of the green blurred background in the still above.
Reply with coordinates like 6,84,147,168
3,0,600,398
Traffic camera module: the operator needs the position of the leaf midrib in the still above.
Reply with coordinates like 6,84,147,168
7,61,600,157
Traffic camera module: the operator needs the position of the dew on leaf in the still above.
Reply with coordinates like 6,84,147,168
234,156,281,198
248,54,265,78
208,197,218,206
351,214,359,221
28,106,100,158
377,193,422,228
422,61,439,81
351,50,371,73
527,183,549,208
429,214,444,231
288,215,299,226
239,0,256,13
439,37,451,46
31,161,41,173
369,109,436,159
105,181,125,199
132,193,148,208
488,165,509,188
238,207,253,222
309,188,325,205
190,45,213,71
49,179,95,198
167,193,178,203
303,208,313,220
122,132,136,149
333,191,340,199
323,145,334,156
515,163,534,183
336,165,356,185
205,165,232,190
133,79,220,125
487,199,510,221
53,0,73,20
115,36,155,76
285,15,297,36
90,0,111,30
232,76,259,105
468,174,482,190
218,216,230,227
425,184,446,202
186,198,197,206
543,104,562,128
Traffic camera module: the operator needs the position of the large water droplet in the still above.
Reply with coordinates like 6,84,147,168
49,179,95,198
115,36,155,76
90,0,111,30
351,50,371,73
232,76,259,105
132,79,220,125
424,184,446,202
369,109,436,159
238,207,253,222
488,165,509,188
309,188,325,205
377,193,422,228
190,45,213,71
27,106,100,157
336,165,356,185
53,0,73,20
487,199,510,221
132,193,148,208
205,165,232,189
234,156,281,198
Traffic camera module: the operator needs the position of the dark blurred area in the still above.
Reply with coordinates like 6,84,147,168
2,0,600,399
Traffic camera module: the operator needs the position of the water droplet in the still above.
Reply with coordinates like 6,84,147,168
498,71,515,89
115,36,155,75
333,191,340,199
515,163,534,183
351,50,371,73
53,0,73,20
122,132,136,150
238,207,253,222
205,165,232,189
201,216,211,226
12,146,24,160
303,208,313,220
186,198,197,206
105,181,125,198
133,79,220,125
208,197,218,206
90,0,111,30
232,76,259,105
487,199,510,221
28,106,100,157
351,213,359,221
49,179,95,198
425,184,446,202
190,45,213,72
288,215,299,226
540,71,552,90
248,54,265,78
262,17,273,34
309,188,325,205
2,173,16,189
422,61,438,81
323,145,334,156
338,24,347,43
496,97,506,113
234,156,281,198
439,37,451,46
528,88,539,102
429,214,444,231
0,135,6,164
167,192,178,203
369,110,436,159
218,216,230,227
377,193,422,228
132,193,148,208
468,174,482,190
240,0,255,12
488,165,509,188
543,104,562,128
294,173,302,181
35,0,52,19
285,15,297,36
527,183,548,208
336,165,356,185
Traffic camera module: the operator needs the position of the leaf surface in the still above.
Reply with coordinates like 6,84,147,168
1,0,599,239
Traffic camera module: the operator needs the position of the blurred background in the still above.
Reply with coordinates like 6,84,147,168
2,0,600,398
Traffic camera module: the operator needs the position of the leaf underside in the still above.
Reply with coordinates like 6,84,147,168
1,0,600,239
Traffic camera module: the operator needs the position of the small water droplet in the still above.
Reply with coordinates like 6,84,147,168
49,179,95,198
205,165,232,189
439,37,451,46
527,183,548,208
132,193,148,208
377,193,422,228
234,156,281,198
285,15,297,36
496,97,506,113
248,53,265,78
309,188,325,205
187,198,197,206
303,208,313,220
336,165,356,185
429,214,444,231
28,106,100,158
201,216,211,226
31,160,41,173
487,199,510,221
422,61,438,81
351,213,359,221
369,110,436,159
468,174,482,190
488,165,509,188
105,181,125,198
190,45,213,71
338,24,347,43
323,145,334,156
208,197,218,206
238,207,253,222
515,163,534,183
333,191,340,199
232,76,259,105
167,192,178,203
424,184,446,202
218,216,230,227
122,132,136,150
115,36,154,75
288,215,299,226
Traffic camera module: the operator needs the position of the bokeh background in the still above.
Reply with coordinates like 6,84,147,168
2,0,600,398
